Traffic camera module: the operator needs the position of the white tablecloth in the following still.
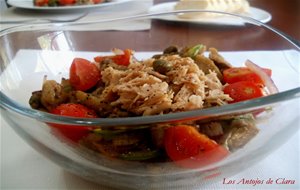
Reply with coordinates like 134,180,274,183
1,118,299,190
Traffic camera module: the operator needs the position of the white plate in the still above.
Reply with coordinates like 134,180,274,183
148,2,272,25
7,0,133,11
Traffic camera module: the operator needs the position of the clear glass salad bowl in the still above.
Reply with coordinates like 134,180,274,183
0,11,299,190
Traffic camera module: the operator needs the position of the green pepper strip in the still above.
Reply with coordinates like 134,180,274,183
92,125,150,140
187,44,204,58
93,128,126,140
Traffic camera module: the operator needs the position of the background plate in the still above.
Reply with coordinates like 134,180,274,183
148,2,272,25
7,0,133,11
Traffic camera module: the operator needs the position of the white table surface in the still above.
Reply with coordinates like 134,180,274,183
1,117,299,190
0,1,299,188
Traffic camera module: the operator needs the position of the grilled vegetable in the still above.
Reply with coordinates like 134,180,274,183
153,59,172,74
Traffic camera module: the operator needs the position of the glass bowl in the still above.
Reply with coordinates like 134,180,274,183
1,11,299,189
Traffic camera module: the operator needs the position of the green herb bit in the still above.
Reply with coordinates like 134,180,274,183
187,44,204,58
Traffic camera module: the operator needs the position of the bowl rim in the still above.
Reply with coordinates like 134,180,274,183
0,9,300,47
1,88,300,126
1,11,300,126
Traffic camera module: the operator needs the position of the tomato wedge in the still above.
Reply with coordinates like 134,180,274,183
58,0,75,5
111,49,133,66
69,58,101,91
34,0,49,6
223,81,264,103
92,0,104,3
223,67,271,86
50,103,97,142
94,49,133,66
164,125,229,168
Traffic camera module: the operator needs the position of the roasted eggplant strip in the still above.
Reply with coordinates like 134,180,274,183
29,90,43,109
71,91,102,111
194,55,223,80
81,126,161,161
220,114,259,151
199,122,224,138
119,149,161,161
41,80,69,111
209,47,232,72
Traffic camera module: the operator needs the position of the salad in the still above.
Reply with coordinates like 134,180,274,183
29,44,277,168
33,0,107,7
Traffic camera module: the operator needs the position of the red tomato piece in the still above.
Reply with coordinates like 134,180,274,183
50,103,97,142
223,81,264,103
58,0,75,5
111,49,133,66
69,58,101,91
92,0,104,3
94,56,108,63
223,67,271,86
164,125,229,168
34,0,49,6
94,49,133,66
51,103,97,117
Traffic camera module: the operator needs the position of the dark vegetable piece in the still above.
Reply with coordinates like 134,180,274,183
153,59,172,74
150,125,169,148
194,55,223,79
119,149,160,161
29,91,42,109
220,114,259,151
82,126,161,161
41,80,69,111
93,125,150,140
48,0,58,6
163,46,179,54
93,128,127,140
61,78,73,93
199,122,224,138
209,48,232,71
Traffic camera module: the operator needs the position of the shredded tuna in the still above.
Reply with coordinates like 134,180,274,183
32,46,234,117
99,54,231,116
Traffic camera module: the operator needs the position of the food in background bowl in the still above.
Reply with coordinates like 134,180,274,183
34,0,107,7
174,0,250,19
29,44,277,168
